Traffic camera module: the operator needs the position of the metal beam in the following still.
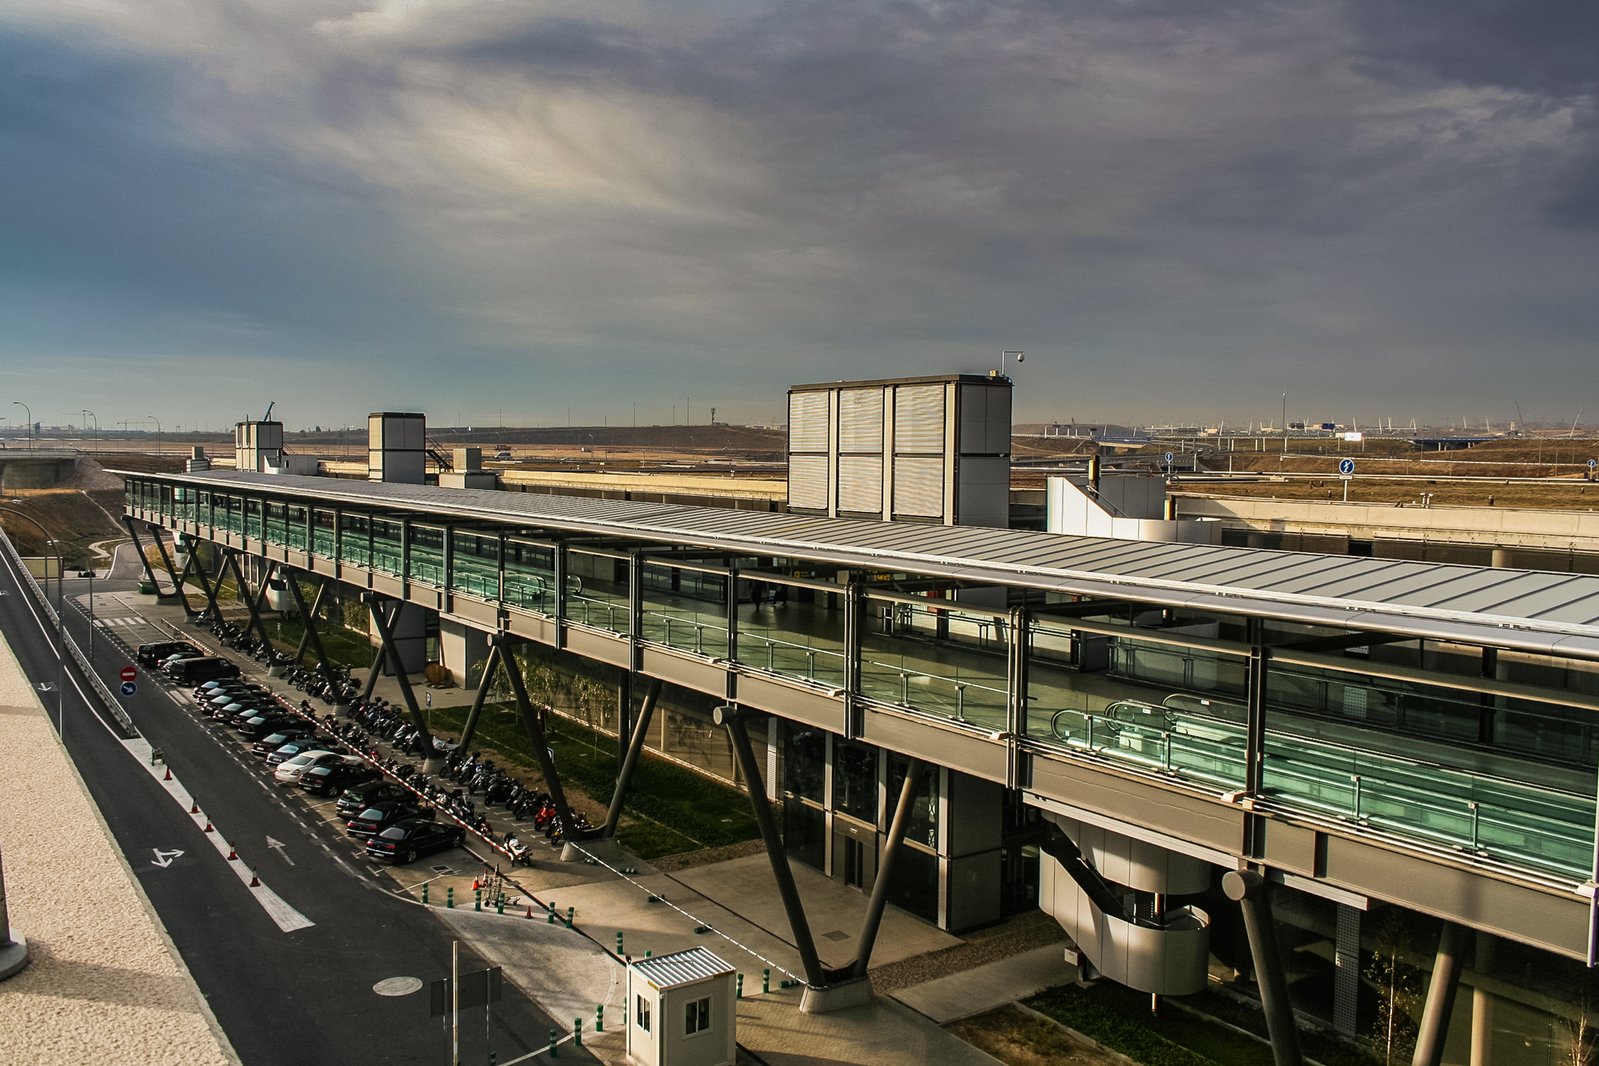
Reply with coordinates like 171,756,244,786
366,596,431,752
498,640,579,838
455,643,501,754
851,757,924,979
120,518,160,592
1411,922,1467,1066
178,544,221,622
1223,871,1302,1066
602,677,662,837
225,552,276,652
142,521,193,613
714,703,827,988
282,571,337,690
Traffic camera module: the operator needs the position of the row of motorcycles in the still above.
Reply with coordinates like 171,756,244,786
283,663,361,706
200,613,293,670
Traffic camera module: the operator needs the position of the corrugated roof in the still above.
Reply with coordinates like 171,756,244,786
632,948,735,989
132,470,1599,659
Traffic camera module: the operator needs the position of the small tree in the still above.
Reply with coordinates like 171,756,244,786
1367,909,1421,1065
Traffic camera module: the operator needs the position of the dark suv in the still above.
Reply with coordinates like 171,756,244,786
335,780,415,821
137,641,197,667
300,761,379,797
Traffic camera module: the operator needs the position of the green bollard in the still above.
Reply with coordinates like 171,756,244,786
616,931,624,956
549,1028,557,1058
475,889,482,912
574,1019,583,1048
496,894,505,915
565,906,574,929
595,1005,604,1032
548,905,556,924
737,973,744,998
762,967,770,993
422,882,429,905
645,950,651,958
447,887,455,909
489,1053,496,1066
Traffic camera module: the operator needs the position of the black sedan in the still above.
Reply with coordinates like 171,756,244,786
366,817,465,864
335,780,415,821
137,640,197,667
299,761,379,797
252,728,316,757
346,799,432,838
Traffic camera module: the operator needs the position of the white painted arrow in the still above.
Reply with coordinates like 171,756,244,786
266,837,295,866
150,848,185,868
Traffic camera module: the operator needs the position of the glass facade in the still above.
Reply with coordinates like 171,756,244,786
859,595,1008,729
640,561,728,657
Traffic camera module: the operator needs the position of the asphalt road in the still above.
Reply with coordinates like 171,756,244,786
0,548,588,1065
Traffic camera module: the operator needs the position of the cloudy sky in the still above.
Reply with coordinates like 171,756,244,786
3,1,1597,433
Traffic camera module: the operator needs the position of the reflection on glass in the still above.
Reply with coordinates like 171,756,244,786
858,597,1008,729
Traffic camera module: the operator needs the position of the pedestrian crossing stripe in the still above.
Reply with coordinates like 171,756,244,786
96,617,149,628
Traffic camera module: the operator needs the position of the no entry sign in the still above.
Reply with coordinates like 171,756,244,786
120,665,137,682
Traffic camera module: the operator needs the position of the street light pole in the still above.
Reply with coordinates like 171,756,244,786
82,410,98,453
12,401,31,451
147,414,162,456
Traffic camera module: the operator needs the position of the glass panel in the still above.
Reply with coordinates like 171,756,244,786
1024,614,1250,790
781,723,826,802
503,539,554,613
450,531,499,600
858,595,1008,729
1262,667,1596,880
734,575,847,690
406,524,444,586
312,509,336,557
370,518,402,575
285,505,308,549
834,738,877,822
640,561,728,658
567,549,630,634
245,498,262,540
887,756,939,850
340,513,370,567
782,797,827,870
263,501,287,545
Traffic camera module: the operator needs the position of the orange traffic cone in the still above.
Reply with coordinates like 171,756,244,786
526,905,535,920
204,822,214,833
164,768,172,781
227,845,238,860
190,802,199,814
249,871,260,887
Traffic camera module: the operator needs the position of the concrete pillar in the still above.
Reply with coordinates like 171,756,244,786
1470,933,1497,1066
438,616,489,689
371,602,427,674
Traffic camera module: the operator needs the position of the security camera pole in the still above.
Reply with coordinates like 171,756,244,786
1001,350,1024,378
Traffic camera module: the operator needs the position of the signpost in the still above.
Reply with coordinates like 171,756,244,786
1338,458,1355,502
120,665,137,682
120,681,137,697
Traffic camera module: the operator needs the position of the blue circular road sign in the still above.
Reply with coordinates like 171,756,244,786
120,681,137,696
1164,451,1175,464
1338,458,1356,476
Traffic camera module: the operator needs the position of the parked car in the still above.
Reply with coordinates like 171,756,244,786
252,728,316,757
366,817,464,864
137,640,197,667
266,739,330,766
240,715,301,741
167,657,240,684
335,780,415,820
346,799,432,838
299,761,379,797
272,750,352,784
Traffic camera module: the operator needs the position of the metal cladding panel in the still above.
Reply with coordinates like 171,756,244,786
837,454,884,514
838,388,885,452
788,454,829,511
860,707,1009,783
131,469,1599,656
788,391,830,453
894,384,946,453
893,456,944,519
956,383,1013,456
633,948,735,989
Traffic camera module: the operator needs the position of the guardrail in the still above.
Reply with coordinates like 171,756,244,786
0,529,138,736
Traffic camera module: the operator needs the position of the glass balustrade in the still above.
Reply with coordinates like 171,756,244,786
406,524,444,587
734,575,848,689
370,518,402,576
639,561,729,658
567,549,630,635
450,530,500,601
858,596,1008,729
503,538,555,614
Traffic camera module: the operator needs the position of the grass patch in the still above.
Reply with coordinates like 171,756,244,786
1025,984,1379,1066
430,703,761,859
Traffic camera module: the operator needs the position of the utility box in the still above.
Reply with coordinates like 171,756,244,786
626,948,737,1066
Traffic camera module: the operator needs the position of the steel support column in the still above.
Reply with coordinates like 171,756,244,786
366,596,432,753
143,520,194,614
455,643,501,754
850,757,924,979
602,677,663,837
1412,922,1468,1066
121,517,165,595
714,703,827,988
288,577,329,666
282,572,337,689
225,552,276,652
178,545,221,622
498,639,580,839
1222,870,1302,1066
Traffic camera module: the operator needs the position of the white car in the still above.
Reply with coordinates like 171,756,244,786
272,750,350,784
